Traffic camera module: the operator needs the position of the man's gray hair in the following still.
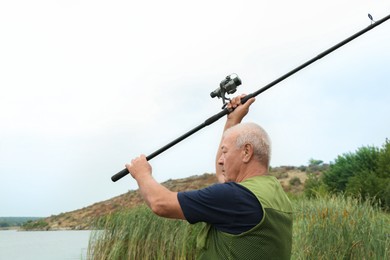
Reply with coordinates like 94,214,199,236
224,122,271,167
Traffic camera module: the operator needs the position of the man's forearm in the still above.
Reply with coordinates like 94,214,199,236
135,175,185,219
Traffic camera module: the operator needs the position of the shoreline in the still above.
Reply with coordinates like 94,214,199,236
0,226,20,231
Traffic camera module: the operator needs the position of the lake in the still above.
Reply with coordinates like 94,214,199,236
0,230,92,260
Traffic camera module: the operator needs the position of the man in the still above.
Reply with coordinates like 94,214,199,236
126,95,293,259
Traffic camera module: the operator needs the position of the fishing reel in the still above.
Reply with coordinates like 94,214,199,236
210,73,242,108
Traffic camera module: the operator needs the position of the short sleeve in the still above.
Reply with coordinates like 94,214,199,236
177,182,263,234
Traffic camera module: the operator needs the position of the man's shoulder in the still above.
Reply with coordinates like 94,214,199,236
240,176,292,212
178,180,263,233
179,181,250,200
239,176,280,190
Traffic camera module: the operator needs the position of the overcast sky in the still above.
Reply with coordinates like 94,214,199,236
1,1,389,217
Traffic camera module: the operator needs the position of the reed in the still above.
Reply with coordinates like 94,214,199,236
88,195,389,259
291,194,390,259
87,205,204,260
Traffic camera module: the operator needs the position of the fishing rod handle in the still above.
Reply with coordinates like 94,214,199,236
111,154,153,182
111,168,129,182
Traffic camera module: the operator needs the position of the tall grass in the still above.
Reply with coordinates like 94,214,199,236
87,205,204,259
88,195,389,259
292,195,389,259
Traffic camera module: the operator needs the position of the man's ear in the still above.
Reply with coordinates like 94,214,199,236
243,143,253,163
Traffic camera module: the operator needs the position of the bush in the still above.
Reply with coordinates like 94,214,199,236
323,146,380,192
377,139,390,210
289,177,301,186
322,141,389,210
21,220,49,230
304,173,328,198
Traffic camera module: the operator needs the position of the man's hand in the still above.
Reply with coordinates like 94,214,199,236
125,154,152,180
226,94,256,124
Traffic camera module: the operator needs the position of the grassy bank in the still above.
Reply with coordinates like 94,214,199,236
291,195,389,259
88,195,389,259
88,206,204,259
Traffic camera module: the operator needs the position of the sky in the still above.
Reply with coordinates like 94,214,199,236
1,1,389,217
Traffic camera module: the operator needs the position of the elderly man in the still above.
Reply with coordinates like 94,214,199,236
126,95,292,259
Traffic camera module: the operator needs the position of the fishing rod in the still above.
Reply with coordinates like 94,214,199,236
112,13,390,182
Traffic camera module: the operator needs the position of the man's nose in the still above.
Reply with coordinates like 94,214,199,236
218,156,224,165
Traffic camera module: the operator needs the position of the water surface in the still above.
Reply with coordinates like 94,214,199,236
0,230,91,260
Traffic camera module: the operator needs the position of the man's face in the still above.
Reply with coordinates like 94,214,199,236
218,132,244,182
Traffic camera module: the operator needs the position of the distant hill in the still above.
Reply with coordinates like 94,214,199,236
21,167,314,231
0,217,42,229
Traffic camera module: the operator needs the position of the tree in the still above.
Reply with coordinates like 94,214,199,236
323,146,379,192
308,158,323,166
377,139,390,178
375,139,390,209
323,141,389,210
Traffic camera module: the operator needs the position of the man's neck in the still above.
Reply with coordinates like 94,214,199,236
236,163,268,183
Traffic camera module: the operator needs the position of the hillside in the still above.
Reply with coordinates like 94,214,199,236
22,168,312,231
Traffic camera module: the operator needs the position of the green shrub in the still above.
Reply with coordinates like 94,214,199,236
323,146,380,192
289,176,302,186
21,220,49,230
304,173,328,198
323,141,389,210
